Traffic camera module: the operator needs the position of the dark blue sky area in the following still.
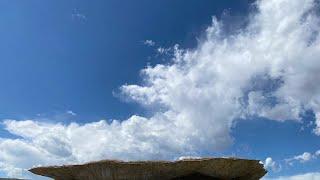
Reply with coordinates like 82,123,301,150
0,0,252,121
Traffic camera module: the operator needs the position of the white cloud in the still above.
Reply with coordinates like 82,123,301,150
264,172,320,180
177,156,202,160
264,150,320,173
157,47,171,54
247,91,300,121
285,150,320,165
293,152,313,163
143,40,155,46
264,157,281,172
66,110,77,116
2,0,320,178
313,112,320,135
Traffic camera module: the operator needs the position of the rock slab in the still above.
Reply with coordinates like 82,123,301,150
29,158,267,180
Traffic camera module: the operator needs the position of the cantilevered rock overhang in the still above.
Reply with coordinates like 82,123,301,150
29,158,267,180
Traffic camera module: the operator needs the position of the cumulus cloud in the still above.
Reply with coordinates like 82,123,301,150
264,172,320,180
264,150,320,175
264,157,281,172
2,0,320,178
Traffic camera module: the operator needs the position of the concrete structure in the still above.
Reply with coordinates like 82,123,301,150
29,158,267,180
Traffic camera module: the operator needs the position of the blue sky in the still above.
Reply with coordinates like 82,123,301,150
0,0,250,121
0,0,320,179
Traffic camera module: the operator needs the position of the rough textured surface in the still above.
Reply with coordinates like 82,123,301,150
29,158,267,180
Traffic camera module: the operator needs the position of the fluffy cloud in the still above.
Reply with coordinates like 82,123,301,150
2,0,320,178
124,0,320,140
285,150,320,165
1,117,204,178
264,157,281,172
292,152,313,163
264,150,320,175
264,172,320,180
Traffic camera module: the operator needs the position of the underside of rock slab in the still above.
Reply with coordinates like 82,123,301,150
29,158,267,180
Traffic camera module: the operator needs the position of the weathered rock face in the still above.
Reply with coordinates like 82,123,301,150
29,158,267,180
